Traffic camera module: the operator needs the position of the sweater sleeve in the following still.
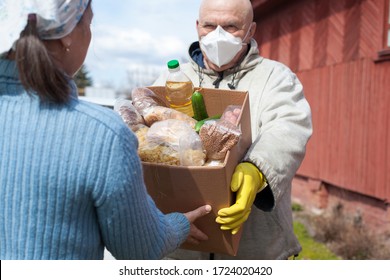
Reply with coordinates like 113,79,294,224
243,62,313,211
92,125,189,260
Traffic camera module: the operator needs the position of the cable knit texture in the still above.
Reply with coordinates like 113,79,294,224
0,58,189,260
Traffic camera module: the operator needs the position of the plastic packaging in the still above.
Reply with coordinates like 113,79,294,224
138,119,206,166
143,105,197,128
114,98,145,132
165,60,194,117
221,105,242,126
199,119,242,160
131,87,168,116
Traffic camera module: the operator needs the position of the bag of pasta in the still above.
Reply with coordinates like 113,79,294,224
138,119,206,166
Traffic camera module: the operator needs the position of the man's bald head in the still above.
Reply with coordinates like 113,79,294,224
199,0,254,25
196,0,256,72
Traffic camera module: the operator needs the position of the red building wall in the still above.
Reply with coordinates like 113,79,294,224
252,0,390,202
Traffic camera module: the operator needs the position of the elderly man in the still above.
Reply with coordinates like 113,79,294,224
154,0,312,260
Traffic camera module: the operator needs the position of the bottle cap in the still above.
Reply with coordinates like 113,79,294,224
167,59,180,69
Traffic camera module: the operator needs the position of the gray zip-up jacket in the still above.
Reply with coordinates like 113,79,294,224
153,39,313,259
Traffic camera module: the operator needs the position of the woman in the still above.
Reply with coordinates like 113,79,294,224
0,0,211,260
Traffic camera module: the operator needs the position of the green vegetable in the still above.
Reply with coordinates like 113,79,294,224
195,114,222,133
191,90,209,121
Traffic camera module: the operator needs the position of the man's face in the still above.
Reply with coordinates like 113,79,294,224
196,4,254,71
197,5,252,45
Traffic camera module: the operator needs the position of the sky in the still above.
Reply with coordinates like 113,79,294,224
0,0,202,91
85,0,202,90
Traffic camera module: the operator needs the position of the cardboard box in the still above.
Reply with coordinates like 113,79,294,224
142,86,252,256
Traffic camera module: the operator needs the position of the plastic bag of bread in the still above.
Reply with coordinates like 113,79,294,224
131,87,168,116
143,105,197,129
199,119,241,160
138,119,206,166
114,98,145,132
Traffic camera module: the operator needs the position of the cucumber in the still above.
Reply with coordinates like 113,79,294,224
195,114,222,133
192,90,209,121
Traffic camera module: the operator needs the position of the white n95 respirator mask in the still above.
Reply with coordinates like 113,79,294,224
200,25,250,67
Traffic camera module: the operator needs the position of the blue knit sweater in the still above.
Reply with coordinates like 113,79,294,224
0,58,189,260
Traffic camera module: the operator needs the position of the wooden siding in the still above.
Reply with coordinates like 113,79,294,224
253,0,390,201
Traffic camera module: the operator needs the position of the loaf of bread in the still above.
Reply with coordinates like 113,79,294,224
114,98,145,132
131,87,169,116
143,106,197,128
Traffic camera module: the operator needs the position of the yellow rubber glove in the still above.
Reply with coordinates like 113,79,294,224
216,162,267,235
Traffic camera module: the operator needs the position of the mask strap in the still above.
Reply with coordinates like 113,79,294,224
242,24,253,44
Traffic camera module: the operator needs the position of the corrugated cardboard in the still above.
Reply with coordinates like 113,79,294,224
142,86,252,256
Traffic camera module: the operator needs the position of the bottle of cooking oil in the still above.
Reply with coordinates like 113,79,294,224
165,59,194,117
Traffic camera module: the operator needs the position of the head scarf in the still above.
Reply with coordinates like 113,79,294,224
0,0,90,52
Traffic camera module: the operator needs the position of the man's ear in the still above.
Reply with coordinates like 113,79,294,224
249,22,257,38
196,20,202,40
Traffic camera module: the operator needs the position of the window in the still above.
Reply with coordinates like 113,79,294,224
376,0,390,61
386,0,390,48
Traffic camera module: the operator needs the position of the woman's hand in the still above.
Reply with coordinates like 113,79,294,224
183,205,212,244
